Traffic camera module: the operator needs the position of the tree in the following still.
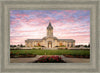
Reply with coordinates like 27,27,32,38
10,45,13,47
13,45,16,47
75,45,81,47
88,44,90,47
10,45,16,47
84,45,88,47
20,44,25,47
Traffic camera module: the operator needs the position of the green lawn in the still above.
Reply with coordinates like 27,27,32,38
10,49,90,56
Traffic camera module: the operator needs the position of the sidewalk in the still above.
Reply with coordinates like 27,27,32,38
10,55,42,63
61,55,90,63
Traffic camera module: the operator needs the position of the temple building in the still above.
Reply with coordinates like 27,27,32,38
25,22,75,49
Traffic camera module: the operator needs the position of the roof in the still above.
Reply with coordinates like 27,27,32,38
53,37,58,40
42,37,47,40
25,38,75,43
47,22,53,29
42,36,58,40
25,39,42,42
58,39,75,42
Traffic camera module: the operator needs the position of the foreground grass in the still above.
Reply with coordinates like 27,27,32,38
10,49,90,56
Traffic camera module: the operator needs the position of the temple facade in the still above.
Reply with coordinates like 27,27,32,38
25,22,75,49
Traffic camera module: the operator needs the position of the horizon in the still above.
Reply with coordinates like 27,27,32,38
10,10,90,45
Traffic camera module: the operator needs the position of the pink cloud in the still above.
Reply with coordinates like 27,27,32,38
10,10,90,45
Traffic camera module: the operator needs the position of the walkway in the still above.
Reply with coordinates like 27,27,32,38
10,55,90,63
61,55,90,63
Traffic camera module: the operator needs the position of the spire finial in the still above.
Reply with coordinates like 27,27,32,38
47,21,53,29
49,21,51,25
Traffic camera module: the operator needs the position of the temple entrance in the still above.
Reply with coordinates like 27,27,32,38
48,41,52,48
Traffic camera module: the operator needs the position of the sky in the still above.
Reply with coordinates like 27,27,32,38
10,10,90,45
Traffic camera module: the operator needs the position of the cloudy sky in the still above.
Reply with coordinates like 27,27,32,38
10,10,90,45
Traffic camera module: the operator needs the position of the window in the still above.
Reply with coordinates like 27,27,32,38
67,43,69,47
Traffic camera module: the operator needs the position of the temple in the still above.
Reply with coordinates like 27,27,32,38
25,22,75,49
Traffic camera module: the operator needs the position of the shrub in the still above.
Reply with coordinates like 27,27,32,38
34,45,41,47
10,50,37,58
59,45,66,47
38,48,41,50
35,56,65,63
41,46,45,47
65,48,68,50
32,48,36,49
55,46,59,47
58,48,64,50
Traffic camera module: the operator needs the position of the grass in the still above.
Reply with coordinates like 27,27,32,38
10,49,90,56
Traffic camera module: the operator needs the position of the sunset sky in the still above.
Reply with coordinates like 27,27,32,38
10,10,90,45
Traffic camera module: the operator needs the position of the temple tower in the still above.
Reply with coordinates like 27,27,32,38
47,22,53,37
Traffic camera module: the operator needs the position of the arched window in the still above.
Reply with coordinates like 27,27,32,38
67,43,69,47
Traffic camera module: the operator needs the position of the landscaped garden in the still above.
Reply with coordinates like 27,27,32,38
34,55,66,63
10,49,90,58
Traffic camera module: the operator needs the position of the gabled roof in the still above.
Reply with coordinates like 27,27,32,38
42,36,58,40
25,39,42,42
58,39,75,42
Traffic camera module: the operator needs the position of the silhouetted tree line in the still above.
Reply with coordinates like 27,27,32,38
75,44,90,48
10,44,25,47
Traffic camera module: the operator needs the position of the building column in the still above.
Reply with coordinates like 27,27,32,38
66,42,68,47
69,43,71,48
73,42,75,47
